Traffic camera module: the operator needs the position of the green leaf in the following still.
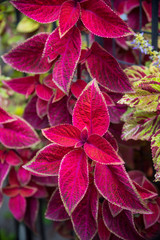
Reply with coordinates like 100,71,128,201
122,110,160,141
17,16,40,33
151,130,160,181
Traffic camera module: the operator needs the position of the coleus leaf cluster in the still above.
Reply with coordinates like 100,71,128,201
24,80,150,240
119,65,160,182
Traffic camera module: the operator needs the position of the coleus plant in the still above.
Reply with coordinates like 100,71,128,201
1,0,160,239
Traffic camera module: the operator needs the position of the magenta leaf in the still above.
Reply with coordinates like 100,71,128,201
133,181,158,200
80,0,133,38
95,164,149,213
24,198,39,232
5,150,22,166
3,75,39,97
86,42,132,93
2,33,53,74
17,168,31,185
32,175,58,186
73,80,109,136
0,107,15,124
59,0,80,37
103,200,143,240
24,144,72,176
0,162,10,188
71,184,97,240
0,116,40,148
36,98,47,118
3,186,20,197
9,194,26,221
143,202,160,229
11,0,65,23
84,134,124,165
43,124,81,147
103,131,118,152
98,215,111,240
44,27,81,94
108,202,123,217
59,148,89,214
23,96,49,130
45,188,69,221
48,96,71,126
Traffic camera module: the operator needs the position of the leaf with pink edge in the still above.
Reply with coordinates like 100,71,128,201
73,80,109,136
2,33,53,74
48,96,72,126
84,134,123,165
0,108,15,124
71,79,87,98
36,98,47,118
9,194,26,221
24,198,39,232
43,124,81,147
80,0,133,38
133,181,158,200
59,148,89,214
32,175,58,186
59,0,80,37
86,42,132,93
108,202,123,218
36,84,53,101
98,216,111,240
10,0,65,23
94,164,149,213
45,188,69,221
103,200,143,240
0,162,10,187
143,201,160,229
71,184,97,240
3,75,39,97
0,116,40,148
17,167,31,185
24,144,72,176
44,27,81,94
103,131,118,152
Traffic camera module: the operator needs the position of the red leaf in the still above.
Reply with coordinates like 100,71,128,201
73,80,109,136
0,108,15,124
95,164,149,213
84,134,124,165
23,96,49,130
59,0,80,37
43,124,81,147
143,202,160,229
59,148,89,214
24,143,72,176
45,188,69,221
103,200,143,240
3,186,19,197
3,75,38,97
20,186,37,197
71,184,98,240
86,42,132,93
71,79,87,98
48,96,72,126
108,202,123,217
0,116,40,149
11,0,65,23
9,194,26,221
36,98,47,118
2,33,53,74
36,84,53,101
5,150,22,166
98,217,111,240
80,0,133,38
44,27,81,94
